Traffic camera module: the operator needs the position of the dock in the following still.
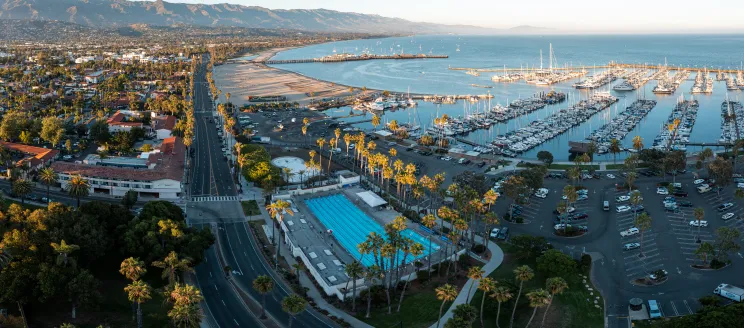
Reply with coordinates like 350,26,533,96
449,63,744,74
263,53,448,65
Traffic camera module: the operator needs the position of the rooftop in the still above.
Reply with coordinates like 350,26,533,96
0,141,59,167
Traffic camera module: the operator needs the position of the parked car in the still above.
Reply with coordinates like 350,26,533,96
571,212,589,220
656,187,669,195
689,220,708,227
616,195,630,202
717,203,734,212
623,242,641,250
673,191,688,197
694,179,705,185
649,269,668,281
616,205,631,213
606,174,616,179
620,227,640,237
722,212,736,221
677,200,694,207
489,228,500,238
477,162,486,168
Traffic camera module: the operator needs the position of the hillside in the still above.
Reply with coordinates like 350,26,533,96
0,0,504,34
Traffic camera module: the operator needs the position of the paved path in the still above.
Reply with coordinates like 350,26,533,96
428,238,504,328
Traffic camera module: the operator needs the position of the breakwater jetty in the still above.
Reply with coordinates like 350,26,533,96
262,53,448,65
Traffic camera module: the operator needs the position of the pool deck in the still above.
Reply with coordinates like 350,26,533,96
284,187,446,286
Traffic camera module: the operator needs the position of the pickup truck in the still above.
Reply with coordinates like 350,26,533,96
620,227,640,237
714,283,744,302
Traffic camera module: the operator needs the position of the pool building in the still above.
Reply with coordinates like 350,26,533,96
273,187,451,301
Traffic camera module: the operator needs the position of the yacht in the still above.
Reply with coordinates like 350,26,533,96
466,69,480,77
613,81,635,91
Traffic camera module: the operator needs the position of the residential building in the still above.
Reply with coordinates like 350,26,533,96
152,115,177,139
0,141,59,173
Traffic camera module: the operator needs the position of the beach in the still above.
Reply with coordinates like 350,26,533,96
212,47,376,106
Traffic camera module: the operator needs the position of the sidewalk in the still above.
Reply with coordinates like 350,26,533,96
429,238,504,328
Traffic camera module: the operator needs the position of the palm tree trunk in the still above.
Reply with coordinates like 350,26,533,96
384,272,392,314
72,302,76,319
541,297,554,327
397,278,411,312
496,302,502,328
352,279,358,312
467,278,475,300
437,300,447,328
428,237,433,274
136,301,143,328
480,291,487,328
18,302,28,328
46,184,50,203
76,195,81,208
509,282,524,328
525,307,539,328
365,289,372,318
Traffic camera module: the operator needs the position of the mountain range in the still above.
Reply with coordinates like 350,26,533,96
0,0,549,34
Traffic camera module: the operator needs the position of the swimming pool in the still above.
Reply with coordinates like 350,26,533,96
305,194,440,268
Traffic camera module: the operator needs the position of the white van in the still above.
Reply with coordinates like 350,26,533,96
697,185,712,194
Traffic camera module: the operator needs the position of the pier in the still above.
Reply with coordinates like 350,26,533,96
263,53,448,65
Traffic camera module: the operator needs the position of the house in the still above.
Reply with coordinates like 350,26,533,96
152,115,177,140
84,70,105,84
107,111,144,133
52,137,185,199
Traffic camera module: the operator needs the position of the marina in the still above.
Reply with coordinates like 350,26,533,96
586,99,658,153
651,96,700,151
720,99,744,143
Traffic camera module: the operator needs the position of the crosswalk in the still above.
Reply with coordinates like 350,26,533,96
191,196,240,202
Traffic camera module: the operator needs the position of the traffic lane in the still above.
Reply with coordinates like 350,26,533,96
227,221,336,328
196,242,263,327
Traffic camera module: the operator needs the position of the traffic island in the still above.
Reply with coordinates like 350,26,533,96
553,226,587,238
631,276,668,287
691,259,731,271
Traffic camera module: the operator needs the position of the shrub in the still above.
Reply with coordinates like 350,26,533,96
699,295,721,307
537,249,577,276
471,244,486,254
515,216,524,224
580,254,592,271
710,259,727,269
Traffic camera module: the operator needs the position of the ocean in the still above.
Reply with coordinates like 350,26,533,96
269,35,744,160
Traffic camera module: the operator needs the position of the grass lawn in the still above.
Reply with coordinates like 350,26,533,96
2,198,45,210
241,200,261,216
472,243,604,328
605,162,651,170
548,164,601,170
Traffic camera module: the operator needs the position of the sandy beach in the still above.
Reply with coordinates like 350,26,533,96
213,47,375,106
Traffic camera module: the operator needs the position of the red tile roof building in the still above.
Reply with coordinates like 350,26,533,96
0,141,59,170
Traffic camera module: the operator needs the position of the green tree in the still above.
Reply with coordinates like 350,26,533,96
695,242,715,265
436,284,458,328
11,178,33,205
490,286,513,328
634,212,653,256
125,280,152,328
266,199,294,268
68,175,90,208
41,116,65,146
252,275,274,319
509,265,534,328
345,260,363,312
38,167,56,202
67,269,100,320
609,139,622,164
445,304,477,328
713,227,741,262
709,156,733,196
281,294,308,328
524,289,551,328
50,239,80,267
478,277,496,328
536,249,576,276
151,251,193,285
122,189,138,209
537,151,554,166
541,277,569,327
19,130,31,144
693,207,705,243
120,257,147,281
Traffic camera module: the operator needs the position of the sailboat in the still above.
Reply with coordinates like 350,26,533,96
456,45,461,52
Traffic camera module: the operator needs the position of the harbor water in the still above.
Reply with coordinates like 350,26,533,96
271,35,744,160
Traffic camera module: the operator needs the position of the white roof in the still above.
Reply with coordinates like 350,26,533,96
356,191,388,207
374,130,393,137
317,263,327,270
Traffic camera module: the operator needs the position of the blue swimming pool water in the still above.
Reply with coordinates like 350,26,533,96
305,194,440,268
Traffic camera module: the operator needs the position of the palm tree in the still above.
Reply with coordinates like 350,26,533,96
125,280,152,328
510,265,534,328
524,289,550,328
693,207,705,243
371,114,380,131
252,275,274,319
541,277,568,327
478,277,496,328
397,242,423,312
50,240,79,267
364,264,382,318
344,261,363,312
435,284,458,328
609,139,621,164
281,294,307,328
266,199,294,268
168,304,203,328
466,266,485,300
68,175,90,208
632,135,644,152
634,213,652,257
491,286,513,328
11,178,32,205
38,167,56,202
629,190,642,222
316,138,326,173
421,213,437,272
151,251,193,285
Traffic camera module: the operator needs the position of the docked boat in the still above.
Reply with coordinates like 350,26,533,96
613,80,636,91
466,69,480,77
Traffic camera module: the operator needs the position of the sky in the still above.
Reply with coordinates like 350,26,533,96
152,0,744,32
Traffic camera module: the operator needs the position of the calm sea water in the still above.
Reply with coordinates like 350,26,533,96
270,35,744,160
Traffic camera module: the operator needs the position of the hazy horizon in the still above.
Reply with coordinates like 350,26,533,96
147,0,744,33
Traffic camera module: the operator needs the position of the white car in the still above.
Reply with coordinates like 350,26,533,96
606,174,616,179
616,205,631,213
722,212,736,221
534,192,547,199
694,179,705,185
620,227,640,237
554,223,572,231
649,269,668,280
577,195,589,201
537,188,549,195
566,206,576,213
689,220,708,227
623,242,641,250
616,195,630,202
671,183,682,189
489,228,500,238
441,156,453,161
737,183,744,189
656,188,669,195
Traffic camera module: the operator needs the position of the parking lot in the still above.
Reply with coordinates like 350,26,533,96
612,188,667,280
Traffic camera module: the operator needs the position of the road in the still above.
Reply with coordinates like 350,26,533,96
190,55,336,328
